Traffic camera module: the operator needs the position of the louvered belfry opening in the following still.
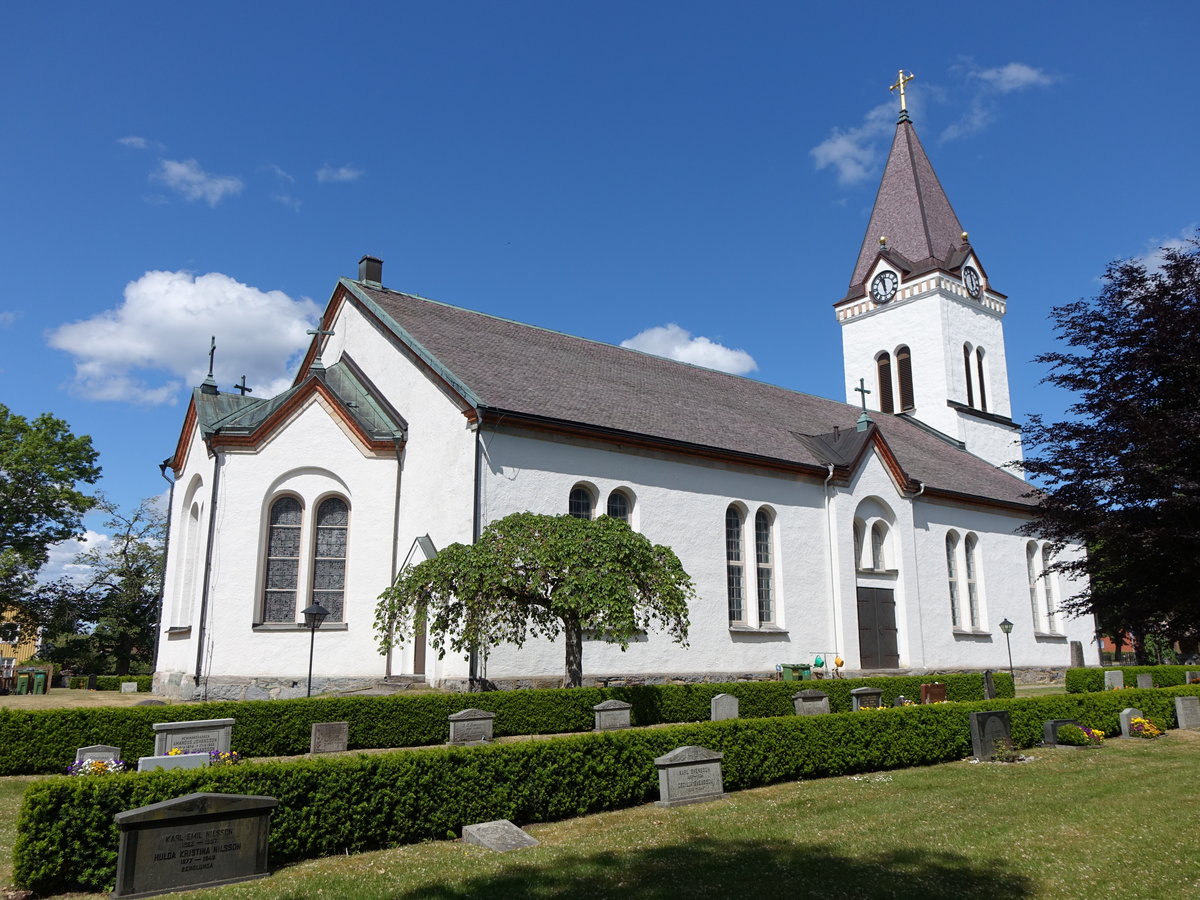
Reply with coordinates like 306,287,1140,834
896,346,914,411
876,353,894,413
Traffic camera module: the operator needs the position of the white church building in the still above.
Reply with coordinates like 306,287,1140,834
154,99,1094,699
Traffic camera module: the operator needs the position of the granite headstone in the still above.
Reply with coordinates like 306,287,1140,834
1174,695,1200,731
1119,707,1143,739
1185,671,1200,686
1069,640,1085,668
850,686,883,710
120,682,139,694
113,792,278,898
462,819,539,852
1136,673,1154,689
138,753,210,773
792,689,830,716
154,718,235,756
448,709,495,745
1042,718,1085,746
593,699,632,731
982,670,997,700
310,721,349,754
920,683,947,704
969,710,1013,759
893,695,909,707
654,745,727,808
76,744,121,764
1104,670,1124,691
710,693,739,721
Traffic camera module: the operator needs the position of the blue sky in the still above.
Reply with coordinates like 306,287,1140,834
2,2,1197,572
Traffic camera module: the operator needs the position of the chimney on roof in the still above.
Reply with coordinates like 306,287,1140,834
358,255,383,286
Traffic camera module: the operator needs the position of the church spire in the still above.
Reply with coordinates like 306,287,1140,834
846,79,966,294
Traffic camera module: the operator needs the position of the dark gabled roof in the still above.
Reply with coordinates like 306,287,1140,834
846,117,967,296
344,280,1033,508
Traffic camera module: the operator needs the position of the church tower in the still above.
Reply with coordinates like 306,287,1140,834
835,72,1022,470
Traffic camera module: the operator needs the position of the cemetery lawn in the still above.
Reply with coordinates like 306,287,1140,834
0,689,165,710
4,731,1197,898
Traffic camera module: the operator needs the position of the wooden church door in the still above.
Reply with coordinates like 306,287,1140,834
856,587,899,668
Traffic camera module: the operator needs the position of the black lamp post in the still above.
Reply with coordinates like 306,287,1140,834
999,618,1015,687
302,602,330,698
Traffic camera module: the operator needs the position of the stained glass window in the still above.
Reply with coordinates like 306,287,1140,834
312,497,348,622
263,496,302,622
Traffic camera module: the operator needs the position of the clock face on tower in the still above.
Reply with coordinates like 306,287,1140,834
962,265,981,298
870,270,898,304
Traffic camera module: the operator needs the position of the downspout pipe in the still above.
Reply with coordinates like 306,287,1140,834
468,418,482,688
908,481,927,667
194,444,223,691
385,433,405,678
823,464,841,659
151,460,176,677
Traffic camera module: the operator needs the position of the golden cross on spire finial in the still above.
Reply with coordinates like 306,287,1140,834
889,69,915,113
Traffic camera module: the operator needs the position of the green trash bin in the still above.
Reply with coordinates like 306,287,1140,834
32,671,47,695
15,673,30,695
781,663,813,681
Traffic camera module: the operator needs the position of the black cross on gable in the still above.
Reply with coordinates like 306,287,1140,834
234,375,253,396
854,377,871,412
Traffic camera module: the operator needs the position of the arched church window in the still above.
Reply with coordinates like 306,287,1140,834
755,508,774,624
725,506,744,623
568,486,593,519
871,522,888,570
606,490,631,523
963,344,975,408
876,353,894,414
964,532,980,628
312,497,349,622
946,532,961,628
853,520,865,571
1027,542,1041,630
1041,545,1058,633
976,347,988,412
896,346,914,411
263,496,303,623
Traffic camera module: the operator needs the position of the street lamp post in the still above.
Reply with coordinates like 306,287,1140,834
302,602,330,698
999,618,1015,687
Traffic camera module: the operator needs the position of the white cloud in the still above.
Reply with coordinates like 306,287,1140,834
118,135,160,150
974,63,1056,93
621,324,757,375
38,530,111,584
273,193,302,212
0,311,15,327
1131,226,1198,274
942,62,1056,141
266,164,295,183
48,270,322,405
811,101,896,186
152,159,244,206
316,163,363,184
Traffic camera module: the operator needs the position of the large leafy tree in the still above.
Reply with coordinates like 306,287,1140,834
1020,235,1200,657
29,498,165,675
0,403,100,608
376,512,695,688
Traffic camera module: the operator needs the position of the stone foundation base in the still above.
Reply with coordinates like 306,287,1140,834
153,671,383,702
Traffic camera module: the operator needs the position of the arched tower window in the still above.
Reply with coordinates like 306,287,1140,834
606,490,631,523
896,346,914,411
976,347,988,412
755,509,774,624
946,532,961,628
876,352,894,414
568,486,593,519
964,533,980,628
725,506,744,623
1041,545,1057,633
963,343,975,408
263,496,303,623
312,497,349,622
1026,542,1040,630
853,520,866,571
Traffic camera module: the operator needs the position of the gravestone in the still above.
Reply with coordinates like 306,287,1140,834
1104,670,1124,691
87,673,98,690
593,699,632,731
792,689,830,716
850,686,883,710
893,695,909,707
654,745,727,808
969,710,1013,760
710,693,739,721
310,721,349,754
1069,640,1085,668
982,670,997,700
76,744,121,764
1136,673,1154,689
1119,707,1143,739
462,819,539,852
1174,695,1200,731
920,683,947,704
137,699,167,706
121,682,139,693
1042,718,1085,746
448,709,495,745
1186,671,1200,685
113,792,278,898
138,753,210,773
154,718,235,756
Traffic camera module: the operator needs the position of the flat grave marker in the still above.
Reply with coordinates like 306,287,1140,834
969,710,1012,760
1174,695,1200,731
448,709,495,745
462,820,539,852
154,718,235,757
1119,707,1143,739
1104,670,1124,691
593,699,632,731
710,693,739,721
113,792,278,898
920,683,947,704
792,689,829,716
310,722,349,754
655,745,727,808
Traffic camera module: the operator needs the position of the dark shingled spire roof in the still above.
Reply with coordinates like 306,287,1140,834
848,117,965,293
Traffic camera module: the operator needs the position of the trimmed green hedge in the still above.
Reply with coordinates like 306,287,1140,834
1065,665,1200,693
94,676,153,692
0,672,1009,776
14,684,1197,896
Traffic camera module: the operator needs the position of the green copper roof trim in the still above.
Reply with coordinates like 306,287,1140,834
340,278,483,410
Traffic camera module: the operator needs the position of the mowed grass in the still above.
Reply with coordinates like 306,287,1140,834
4,731,1197,899
0,688,166,710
